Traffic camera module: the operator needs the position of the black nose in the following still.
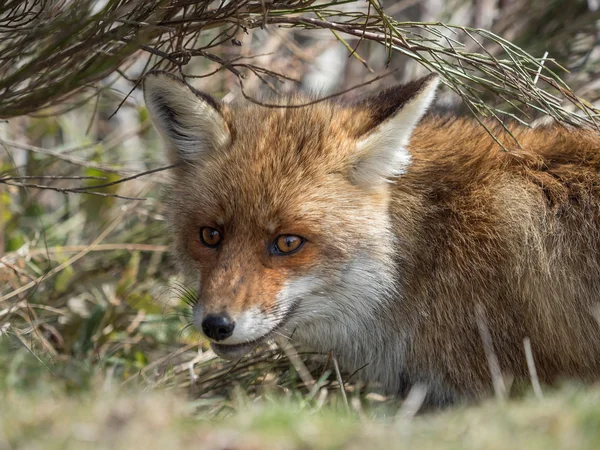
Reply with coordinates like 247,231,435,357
201,314,235,341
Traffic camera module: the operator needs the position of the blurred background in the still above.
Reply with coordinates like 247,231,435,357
2,0,600,400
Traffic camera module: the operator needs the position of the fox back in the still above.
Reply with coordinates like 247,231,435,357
144,72,600,405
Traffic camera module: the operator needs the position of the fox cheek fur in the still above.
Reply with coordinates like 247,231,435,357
144,71,600,406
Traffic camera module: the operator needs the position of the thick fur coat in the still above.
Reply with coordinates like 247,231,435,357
144,72,600,405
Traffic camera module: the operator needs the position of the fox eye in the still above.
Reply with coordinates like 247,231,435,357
272,235,305,255
200,227,222,248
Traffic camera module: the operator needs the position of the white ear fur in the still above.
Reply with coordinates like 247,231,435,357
352,75,439,187
143,72,230,164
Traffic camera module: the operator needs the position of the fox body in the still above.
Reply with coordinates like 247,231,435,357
144,72,600,405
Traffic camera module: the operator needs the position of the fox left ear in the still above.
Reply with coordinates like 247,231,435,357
351,73,439,187
143,71,231,165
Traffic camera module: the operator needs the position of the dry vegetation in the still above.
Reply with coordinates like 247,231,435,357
2,0,600,448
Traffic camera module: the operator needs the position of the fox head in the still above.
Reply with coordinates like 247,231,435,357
144,72,438,360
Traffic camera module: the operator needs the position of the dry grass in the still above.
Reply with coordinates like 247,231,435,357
2,0,599,131
2,0,600,446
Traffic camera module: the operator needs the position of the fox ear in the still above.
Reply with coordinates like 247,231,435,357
351,74,439,187
143,71,230,165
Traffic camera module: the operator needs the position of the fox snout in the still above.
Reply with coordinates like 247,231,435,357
193,299,292,360
200,313,235,341
193,295,287,344
191,266,292,354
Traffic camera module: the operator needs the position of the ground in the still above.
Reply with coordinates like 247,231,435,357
2,378,600,449
2,66,600,450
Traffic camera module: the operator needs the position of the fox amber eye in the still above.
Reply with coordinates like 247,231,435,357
200,227,222,248
273,235,305,255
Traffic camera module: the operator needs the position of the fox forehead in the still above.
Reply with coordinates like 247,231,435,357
172,103,377,225
219,101,369,175
174,159,375,240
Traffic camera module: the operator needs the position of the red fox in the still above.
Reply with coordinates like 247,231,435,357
144,71,600,405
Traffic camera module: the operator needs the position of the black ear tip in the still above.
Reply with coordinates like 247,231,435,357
141,71,220,110
403,72,439,95
145,70,167,78
144,70,180,80
142,71,187,91
353,72,440,134
420,72,440,90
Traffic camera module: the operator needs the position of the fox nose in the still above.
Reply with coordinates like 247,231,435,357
201,313,235,341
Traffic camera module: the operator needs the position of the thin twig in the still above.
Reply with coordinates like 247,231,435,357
332,353,349,411
275,336,316,390
1,180,146,200
475,304,507,403
395,384,427,422
0,175,106,181
523,337,544,400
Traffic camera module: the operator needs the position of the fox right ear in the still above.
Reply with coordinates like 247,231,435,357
351,74,438,187
143,71,230,165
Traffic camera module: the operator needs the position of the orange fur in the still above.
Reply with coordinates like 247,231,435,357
396,118,600,400
144,72,600,405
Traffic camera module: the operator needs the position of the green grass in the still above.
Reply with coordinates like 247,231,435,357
1,333,600,449
1,367,600,450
